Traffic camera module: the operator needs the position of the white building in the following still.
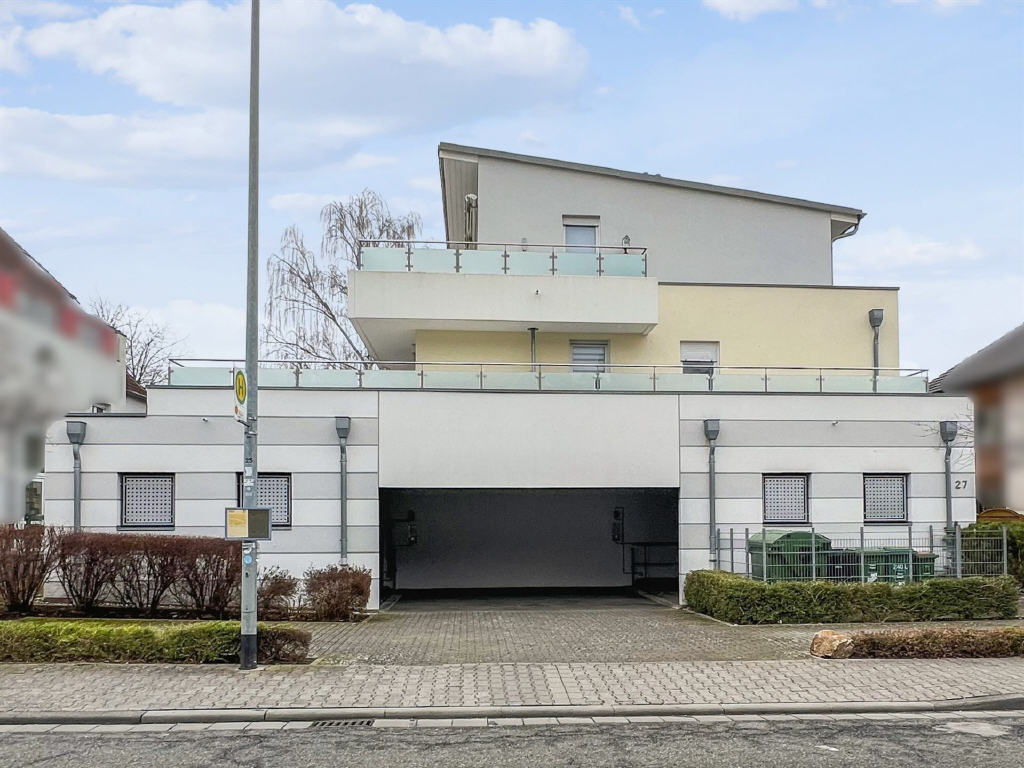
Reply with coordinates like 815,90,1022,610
42,145,975,609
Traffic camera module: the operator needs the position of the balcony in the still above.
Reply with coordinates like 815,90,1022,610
167,360,930,394
357,239,648,277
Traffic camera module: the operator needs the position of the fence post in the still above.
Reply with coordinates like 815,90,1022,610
908,523,914,582
1003,524,1009,577
762,526,768,583
859,526,866,583
810,526,816,581
730,528,735,574
955,522,962,579
745,527,750,578
714,529,721,571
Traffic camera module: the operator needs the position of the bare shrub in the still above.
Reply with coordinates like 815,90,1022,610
303,564,371,621
108,534,185,617
257,566,298,620
169,538,242,618
0,524,60,613
53,531,121,613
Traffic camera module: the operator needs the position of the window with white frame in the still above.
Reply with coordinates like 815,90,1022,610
563,219,598,253
863,474,908,522
121,474,174,528
680,341,719,376
237,473,292,528
570,341,608,373
763,474,809,523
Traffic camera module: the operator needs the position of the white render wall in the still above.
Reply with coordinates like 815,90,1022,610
43,387,974,609
476,155,836,286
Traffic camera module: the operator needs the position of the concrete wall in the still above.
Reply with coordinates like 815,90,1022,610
414,283,899,370
476,155,836,286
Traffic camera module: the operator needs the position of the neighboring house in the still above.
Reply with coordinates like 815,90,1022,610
932,324,1024,513
0,226,125,523
42,145,975,608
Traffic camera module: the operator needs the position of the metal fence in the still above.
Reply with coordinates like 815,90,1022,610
714,523,1009,584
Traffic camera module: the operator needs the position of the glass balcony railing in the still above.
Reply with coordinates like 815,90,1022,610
356,240,648,277
167,360,931,394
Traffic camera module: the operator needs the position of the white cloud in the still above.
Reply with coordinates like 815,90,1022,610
702,0,799,22
0,1,82,24
6,1,587,184
267,192,338,216
891,0,981,7
407,176,438,192
343,152,397,170
835,227,983,276
146,299,246,360
617,5,642,29
0,26,26,72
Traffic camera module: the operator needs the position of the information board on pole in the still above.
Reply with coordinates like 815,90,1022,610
225,507,272,541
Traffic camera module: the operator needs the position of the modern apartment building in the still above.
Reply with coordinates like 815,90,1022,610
42,145,976,608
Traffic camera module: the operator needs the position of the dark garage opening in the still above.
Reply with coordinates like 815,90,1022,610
380,488,678,596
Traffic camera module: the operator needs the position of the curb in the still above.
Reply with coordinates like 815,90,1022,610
3,694,1023,726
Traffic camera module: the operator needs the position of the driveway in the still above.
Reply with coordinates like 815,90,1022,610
305,592,1024,665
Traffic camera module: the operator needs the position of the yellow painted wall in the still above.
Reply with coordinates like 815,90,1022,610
414,283,900,371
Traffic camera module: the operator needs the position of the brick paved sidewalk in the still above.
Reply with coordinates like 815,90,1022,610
2,658,1022,714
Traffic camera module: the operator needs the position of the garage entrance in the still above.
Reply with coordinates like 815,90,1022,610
379,488,678,596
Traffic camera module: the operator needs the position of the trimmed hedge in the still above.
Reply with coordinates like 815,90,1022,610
851,627,1024,658
0,620,311,664
684,570,1020,624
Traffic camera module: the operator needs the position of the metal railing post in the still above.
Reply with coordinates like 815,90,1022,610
859,526,866,583
730,528,735,574
406,240,413,271
550,248,557,275
356,241,363,269
1002,524,1009,576
596,249,603,276
454,246,461,273
642,250,647,277
502,247,509,274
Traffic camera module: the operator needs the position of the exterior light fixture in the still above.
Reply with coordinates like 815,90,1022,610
520,237,528,252
621,234,631,247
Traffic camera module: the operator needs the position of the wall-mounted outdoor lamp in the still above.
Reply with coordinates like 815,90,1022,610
868,309,884,392
335,417,351,562
66,421,87,531
621,234,631,252
704,419,721,568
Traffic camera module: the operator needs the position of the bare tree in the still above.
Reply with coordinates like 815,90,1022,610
264,189,421,364
89,299,184,386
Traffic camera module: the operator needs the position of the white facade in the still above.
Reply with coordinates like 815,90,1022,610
43,386,974,609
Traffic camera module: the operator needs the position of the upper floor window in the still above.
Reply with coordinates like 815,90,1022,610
681,341,720,376
121,474,174,529
570,341,608,373
564,216,598,253
763,474,809,524
863,474,908,523
237,473,292,528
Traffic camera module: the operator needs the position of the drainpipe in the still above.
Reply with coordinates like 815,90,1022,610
868,309,883,393
528,327,538,372
66,421,87,531
704,419,721,568
940,420,958,533
335,417,351,563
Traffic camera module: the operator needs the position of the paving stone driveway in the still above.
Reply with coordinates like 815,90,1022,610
304,593,1024,665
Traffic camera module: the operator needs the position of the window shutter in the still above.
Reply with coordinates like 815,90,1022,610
864,475,907,522
258,475,292,527
570,343,607,372
763,475,808,523
122,475,174,527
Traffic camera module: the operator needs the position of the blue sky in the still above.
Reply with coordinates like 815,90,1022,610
1,0,1021,373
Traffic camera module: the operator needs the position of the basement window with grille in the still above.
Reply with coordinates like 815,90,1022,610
763,474,809,524
237,473,292,528
120,474,175,529
863,474,908,523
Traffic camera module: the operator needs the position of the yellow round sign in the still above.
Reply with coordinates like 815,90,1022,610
234,370,247,404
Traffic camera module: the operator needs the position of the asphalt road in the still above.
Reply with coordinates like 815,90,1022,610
3,718,1023,768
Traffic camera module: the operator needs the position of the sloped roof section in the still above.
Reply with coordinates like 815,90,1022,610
934,324,1024,393
438,142,865,218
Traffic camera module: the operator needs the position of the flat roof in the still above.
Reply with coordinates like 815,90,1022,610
439,142,865,218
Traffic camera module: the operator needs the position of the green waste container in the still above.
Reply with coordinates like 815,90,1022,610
748,530,832,582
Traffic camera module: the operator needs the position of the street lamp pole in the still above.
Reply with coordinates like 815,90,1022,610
240,0,260,671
